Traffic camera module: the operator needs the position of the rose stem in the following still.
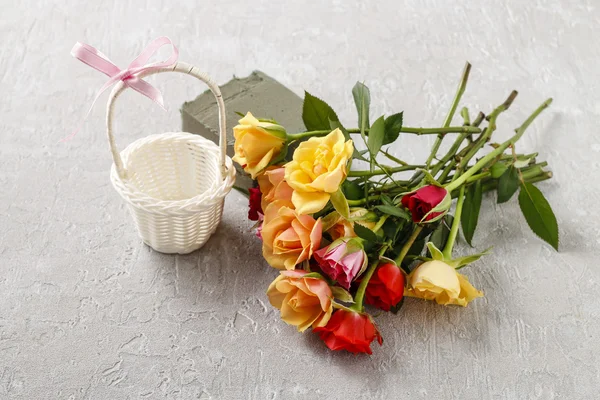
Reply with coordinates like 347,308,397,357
446,98,552,193
351,216,390,311
431,108,485,178
348,164,425,178
456,91,519,174
442,186,466,259
286,126,480,141
394,224,424,266
449,170,552,199
425,62,472,169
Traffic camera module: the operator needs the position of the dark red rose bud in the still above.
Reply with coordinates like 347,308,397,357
248,187,263,221
365,263,405,311
314,309,382,354
401,185,449,222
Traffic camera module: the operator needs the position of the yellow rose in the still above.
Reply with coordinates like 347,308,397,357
267,270,333,332
404,260,483,306
256,167,293,211
284,129,354,215
232,112,287,178
261,200,322,270
326,209,377,240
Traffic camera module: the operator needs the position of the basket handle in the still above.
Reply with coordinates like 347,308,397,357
106,61,227,180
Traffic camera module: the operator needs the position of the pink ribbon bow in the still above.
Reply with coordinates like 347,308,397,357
66,37,179,140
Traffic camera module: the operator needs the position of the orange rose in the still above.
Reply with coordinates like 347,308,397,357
256,167,293,211
267,270,333,332
261,201,322,270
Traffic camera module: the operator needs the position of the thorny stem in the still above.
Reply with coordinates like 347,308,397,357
446,98,553,193
394,225,424,265
443,186,465,258
426,62,472,168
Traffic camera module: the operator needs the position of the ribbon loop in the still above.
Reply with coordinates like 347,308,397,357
66,37,178,140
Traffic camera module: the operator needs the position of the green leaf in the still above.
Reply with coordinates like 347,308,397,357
426,242,444,261
375,205,411,220
450,247,492,269
302,91,339,131
342,180,363,200
518,182,559,250
353,223,378,243
367,116,386,158
382,218,400,242
461,181,483,246
383,112,403,145
353,149,369,162
329,116,350,141
331,286,355,303
428,215,454,255
330,189,349,219
490,162,508,179
352,82,371,133
497,165,520,203
321,211,341,232
234,111,246,118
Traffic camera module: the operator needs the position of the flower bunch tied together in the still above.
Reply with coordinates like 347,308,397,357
233,62,559,354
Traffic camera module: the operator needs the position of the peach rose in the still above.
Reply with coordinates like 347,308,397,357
256,167,293,211
261,201,322,270
232,112,287,178
267,270,333,332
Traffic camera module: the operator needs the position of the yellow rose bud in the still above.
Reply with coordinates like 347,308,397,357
404,260,483,306
284,129,354,215
266,270,333,332
232,112,287,179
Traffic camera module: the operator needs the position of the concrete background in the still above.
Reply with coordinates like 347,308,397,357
1,0,599,399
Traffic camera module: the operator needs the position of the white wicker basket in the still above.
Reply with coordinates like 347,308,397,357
106,62,236,254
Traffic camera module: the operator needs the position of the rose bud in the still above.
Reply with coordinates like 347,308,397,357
365,263,405,311
248,187,263,221
256,167,293,211
404,260,483,306
267,270,333,332
401,185,451,223
313,238,367,290
313,309,382,354
232,112,287,178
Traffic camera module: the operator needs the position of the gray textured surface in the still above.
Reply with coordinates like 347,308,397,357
1,1,599,399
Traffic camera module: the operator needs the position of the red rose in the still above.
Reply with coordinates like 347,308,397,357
313,310,382,354
401,185,449,222
365,263,405,311
248,187,263,221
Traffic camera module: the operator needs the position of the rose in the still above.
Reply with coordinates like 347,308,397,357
401,185,451,223
284,129,354,214
365,263,405,311
326,208,378,241
256,167,293,211
266,270,333,332
313,310,382,354
327,218,355,241
232,112,287,178
261,201,322,270
404,260,483,306
248,187,263,221
313,238,367,290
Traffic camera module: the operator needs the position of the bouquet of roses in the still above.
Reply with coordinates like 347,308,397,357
232,63,558,354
